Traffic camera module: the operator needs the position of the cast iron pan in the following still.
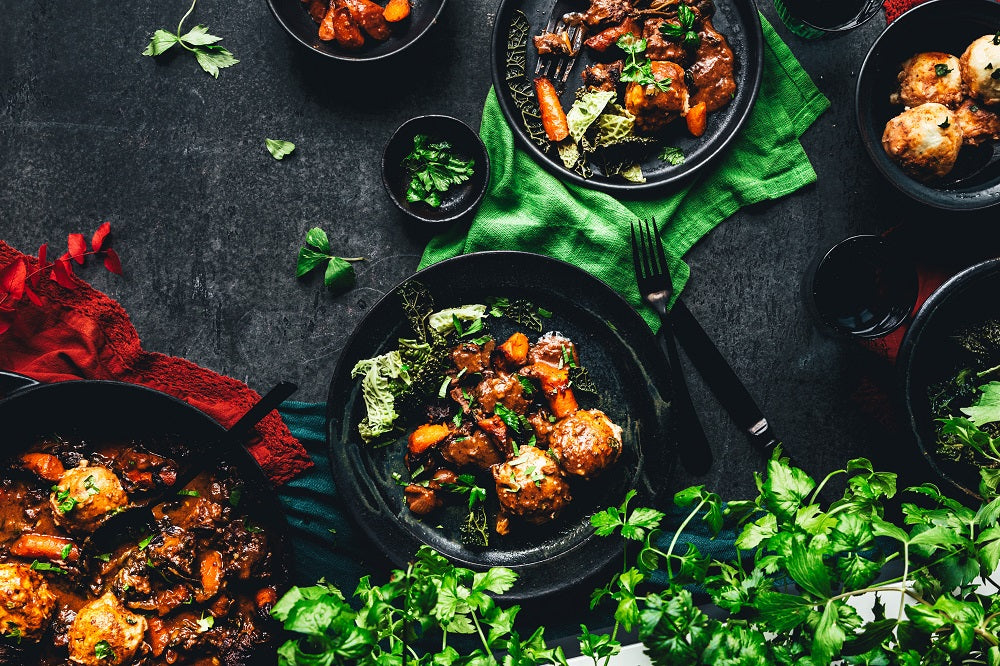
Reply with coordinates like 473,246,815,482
327,251,675,600
855,0,1000,211
489,0,763,195
0,373,292,663
899,258,1000,500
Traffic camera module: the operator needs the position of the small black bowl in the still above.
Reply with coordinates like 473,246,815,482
856,0,1000,211
267,0,447,62
382,115,490,225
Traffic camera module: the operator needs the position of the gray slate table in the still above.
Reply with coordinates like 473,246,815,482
3,0,998,521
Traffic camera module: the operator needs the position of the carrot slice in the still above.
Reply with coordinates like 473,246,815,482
383,0,411,22
408,423,451,455
20,452,65,482
534,77,570,142
499,332,530,366
686,101,707,137
11,534,79,562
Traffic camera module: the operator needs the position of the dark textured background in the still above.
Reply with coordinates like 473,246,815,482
2,0,999,506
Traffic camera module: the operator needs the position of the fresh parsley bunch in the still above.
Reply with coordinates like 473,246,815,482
658,5,701,49
403,134,476,208
142,0,238,78
616,34,672,93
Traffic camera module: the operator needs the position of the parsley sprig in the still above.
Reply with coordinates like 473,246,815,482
616,34,672,93
658,5,701,48
403,135,476,208
296,227,364,294
142,0,238,79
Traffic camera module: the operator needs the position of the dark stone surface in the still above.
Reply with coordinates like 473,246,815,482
3,1,999,522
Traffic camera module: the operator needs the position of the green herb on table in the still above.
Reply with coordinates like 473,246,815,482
142,0,238,78
934,63,953,77
265,139,296,160
295,227,364,295
659,146,685,165
617,34,672,93
658,4,701,48
402,134,475,208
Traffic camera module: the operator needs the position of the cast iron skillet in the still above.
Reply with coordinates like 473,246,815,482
489,0,763,195
855,0,1000,211
327,251,675,600
899,258,1000,500
0,372,292,664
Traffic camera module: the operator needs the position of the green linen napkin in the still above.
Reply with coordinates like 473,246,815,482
420,16,828,331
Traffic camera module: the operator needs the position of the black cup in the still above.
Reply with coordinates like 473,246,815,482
804,235,920,339
773,0,882,39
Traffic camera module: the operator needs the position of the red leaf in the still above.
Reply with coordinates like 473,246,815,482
58,252,74,274
31,243,48,287
0,259,27,303
92,222,111,252
102,248,122,275
24,285,43,307
67,234,86,265
50,258,76,289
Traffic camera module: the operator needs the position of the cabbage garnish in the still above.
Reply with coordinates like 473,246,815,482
566,90,616,143
595,104,637,147
352,350,410,443
620,164,646,183
428,305,487,335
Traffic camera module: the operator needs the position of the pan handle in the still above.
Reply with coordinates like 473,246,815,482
0,371,40,399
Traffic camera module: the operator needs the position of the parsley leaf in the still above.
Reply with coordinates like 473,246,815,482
658,5,701,48
295,226,364,294
265,139,296,160
935,63,953,77
659,146,685,165
403,134,475,208
94,639,116,662
617,34,672,93
142,0,238,78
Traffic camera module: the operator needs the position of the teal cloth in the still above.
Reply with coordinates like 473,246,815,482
419,16,830,331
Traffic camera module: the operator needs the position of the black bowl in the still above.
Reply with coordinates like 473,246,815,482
267,0,447,62
856,0,1000,211
382,115,490,225
899,258,1000,499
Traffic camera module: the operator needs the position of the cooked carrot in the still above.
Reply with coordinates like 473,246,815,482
499,332,530,366
11,534,79,562
534,77,570,142
197,550,224,602
319,3,338,40
342,0,391,40
20,453,65,482
548,387,578,418
477,415,509,446
148,616,170,657
383,0,410,22
255,587,279,611
408,423,451,455
686,101,707,137
584,18,638,53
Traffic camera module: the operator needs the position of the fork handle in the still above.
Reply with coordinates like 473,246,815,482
657,315,713,476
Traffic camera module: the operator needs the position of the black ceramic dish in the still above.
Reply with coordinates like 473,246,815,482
0,373,292,663
899,258,1000,500
855,0,1000,211
382,115,491,224
489,0,763,195
327,251,675,599
267,0,447,62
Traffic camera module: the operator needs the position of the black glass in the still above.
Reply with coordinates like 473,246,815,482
805,235,919,339
773,0,882,38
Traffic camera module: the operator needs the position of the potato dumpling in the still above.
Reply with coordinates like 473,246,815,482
956,98,1000,146
548,409,623,480
892,52,965,108
960,34,1000,106
51,464,128,533
882,102,964,180
0,563,57,640
67,592,147,666
493,446,571,528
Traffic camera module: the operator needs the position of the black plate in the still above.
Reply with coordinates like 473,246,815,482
489,0,763,195
327,251,675,599
899,259,1000,500
855,0,1000,211
267,0,447,62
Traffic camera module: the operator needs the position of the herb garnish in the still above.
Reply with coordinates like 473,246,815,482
659,5,701,48
138,534,155,550
403,135,475,208
52,486,77,514
142,0,238,78
659,146,685,165
30,560,67,575
177,488,199,497
197,614,214,633
939,117,951,129
60,543,72,560
265,139,296,160
2,623,21,644
934,63,953,77
296,227,364,295
83,475,100,496
488,297,551,331
94,553,111,562
617,34,672,93
442,474,488,510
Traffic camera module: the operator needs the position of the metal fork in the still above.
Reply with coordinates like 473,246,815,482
630,218,713,475
533,16,585,85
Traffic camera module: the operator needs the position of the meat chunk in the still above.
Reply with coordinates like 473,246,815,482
50,464,128,534
528,409,557,447
534,32,576,56
0,563,57,640
67,592,147,666
882,102,964,180
581,61,624,92
341,0,391,40
146,527,197,576
473,372,529,414
956,98,1000,146
688,19,736,112
451,339,495,375
528,332,579,367
583,0,632,27
548,409,623,479
219,521,270,580
891,52,965,109
960,34,1000,106
643,19,690,64
625,60,689,133
441,430,504,470
493,446,571,527
584,19,637,53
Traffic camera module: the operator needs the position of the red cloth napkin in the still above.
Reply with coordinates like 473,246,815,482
0,241,312,485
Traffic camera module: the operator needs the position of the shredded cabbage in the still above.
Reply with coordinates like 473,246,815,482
352,350,408,443
595,105,636,147
566,90,616,143
427,305,487,335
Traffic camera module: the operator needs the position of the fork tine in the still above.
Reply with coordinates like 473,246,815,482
629,222,643,281
649,216,670,280
640,218,656,278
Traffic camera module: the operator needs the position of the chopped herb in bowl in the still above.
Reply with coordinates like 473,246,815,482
403,134,475,208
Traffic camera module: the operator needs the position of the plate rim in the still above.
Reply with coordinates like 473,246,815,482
488,0,764,195
325,250,674,599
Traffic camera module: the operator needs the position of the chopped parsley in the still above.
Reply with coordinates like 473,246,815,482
197,614,214,633
517,376,536,397
229,486,243,508
617,34,672,93
659,146,685,165
83,475,100,496
138,534,155,550
30,560,67,575
934,63,953,77
177,489,199,497
60,543,72,560
3,622,22,643
94,553,111,562
94,639,116,662
52,486,77,514
438,375,452,399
